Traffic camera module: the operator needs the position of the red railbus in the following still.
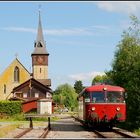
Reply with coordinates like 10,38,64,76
78,84,126,128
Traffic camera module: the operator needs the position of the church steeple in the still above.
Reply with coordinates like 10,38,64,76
31,9,49,81
32,10,49,55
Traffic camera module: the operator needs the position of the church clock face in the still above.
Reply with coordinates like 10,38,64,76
37,56,43,64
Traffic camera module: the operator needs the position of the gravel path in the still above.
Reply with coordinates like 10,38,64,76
46,117,97,139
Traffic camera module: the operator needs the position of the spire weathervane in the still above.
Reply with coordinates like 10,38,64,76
38,4,41,13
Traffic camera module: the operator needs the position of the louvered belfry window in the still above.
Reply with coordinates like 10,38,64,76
14,66,20,82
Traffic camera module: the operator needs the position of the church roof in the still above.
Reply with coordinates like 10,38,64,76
0,58,30,77
37,79,51,86
15,58,30,74
32,10,49,55
12,78,52,93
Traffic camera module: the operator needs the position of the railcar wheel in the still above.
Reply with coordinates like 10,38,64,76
83,120,89,129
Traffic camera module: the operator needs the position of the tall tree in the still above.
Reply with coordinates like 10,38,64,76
91,74,112,85
106,15,140,129
53,83,78,110
74,80,84,94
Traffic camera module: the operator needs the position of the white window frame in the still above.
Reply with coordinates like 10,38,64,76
35,93,39,98
23,93,27,98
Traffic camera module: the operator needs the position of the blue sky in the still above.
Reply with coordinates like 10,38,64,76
0,1,140,90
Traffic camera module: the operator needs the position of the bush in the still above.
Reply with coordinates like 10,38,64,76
0,101,22,116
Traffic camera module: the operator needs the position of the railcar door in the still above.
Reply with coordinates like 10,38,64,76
78,96,84,120
83,91,91,121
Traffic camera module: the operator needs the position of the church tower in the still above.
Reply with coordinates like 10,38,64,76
31,10,49,80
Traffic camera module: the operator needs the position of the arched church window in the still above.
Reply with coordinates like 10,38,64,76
4,84,6,94
14,66,20,82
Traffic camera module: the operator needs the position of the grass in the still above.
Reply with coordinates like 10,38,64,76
0,112,60,122
0,113,26,122
134,128,140,136
0,121,50,138
0,124,20,138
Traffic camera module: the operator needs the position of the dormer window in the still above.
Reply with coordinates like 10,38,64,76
14,66,20,82
35,93,39,98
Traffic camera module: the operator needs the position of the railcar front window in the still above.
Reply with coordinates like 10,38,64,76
91,92,105,103
107,91,125,103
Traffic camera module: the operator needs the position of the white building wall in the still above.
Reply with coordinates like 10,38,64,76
37,99,52,115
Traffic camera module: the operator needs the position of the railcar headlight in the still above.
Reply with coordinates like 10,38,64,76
103,87,107,91
91,107,96,111
116,107,120,111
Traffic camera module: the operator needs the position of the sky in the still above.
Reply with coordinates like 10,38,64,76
0,1,140,90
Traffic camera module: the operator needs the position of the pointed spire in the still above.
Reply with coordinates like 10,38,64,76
32,8,49,55
36,9,45,47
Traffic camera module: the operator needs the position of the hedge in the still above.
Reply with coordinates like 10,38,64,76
0,101,22,115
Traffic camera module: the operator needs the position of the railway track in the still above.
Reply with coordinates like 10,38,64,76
12,115,139,139
13,126,50,138
72,115,139,138
39,126,50,138
93,128,138,138
14,128,33,138
112,127,139,138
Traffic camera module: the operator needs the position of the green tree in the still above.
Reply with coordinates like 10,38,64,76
74,80,84,94
53,83,78,110
91,74,112,85
106,15,140,129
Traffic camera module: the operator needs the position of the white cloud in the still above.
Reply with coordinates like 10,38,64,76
0,26,92,36
96,2,140,14
51,71,105,89
1,27,36,33
68,71,105,81
44,28,92,36
0,25,116,36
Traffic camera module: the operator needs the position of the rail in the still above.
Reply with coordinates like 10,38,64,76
72,115,139,138
112,128,139,138
39,127,50,138
14,128,33,138
14,114,51,138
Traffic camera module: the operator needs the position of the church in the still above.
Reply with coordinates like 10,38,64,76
0,11,52,102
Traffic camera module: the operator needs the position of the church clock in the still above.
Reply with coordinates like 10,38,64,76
37,56,43,64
